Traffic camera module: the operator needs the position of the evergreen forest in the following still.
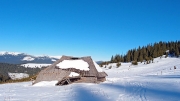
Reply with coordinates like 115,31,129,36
110,41,180,64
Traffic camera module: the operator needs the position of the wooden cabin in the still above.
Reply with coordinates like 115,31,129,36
34,55,108,86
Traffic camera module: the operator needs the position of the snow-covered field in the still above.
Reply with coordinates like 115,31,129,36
21,63,51,68
8,73,29,80
1,57,180,101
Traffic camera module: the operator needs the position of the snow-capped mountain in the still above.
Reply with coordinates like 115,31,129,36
0,51,61,64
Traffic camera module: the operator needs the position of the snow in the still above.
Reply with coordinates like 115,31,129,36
21,63,51,68
57,60,90,71
33,81,58,87
93,61,103,72
51,59,57,61
1,57,180,101
49,56,62,59
69,72,80,77
22,56,35,61
8,73,29,80
0,51,21,56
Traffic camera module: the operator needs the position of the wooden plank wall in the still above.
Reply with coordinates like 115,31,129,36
34,68,70,84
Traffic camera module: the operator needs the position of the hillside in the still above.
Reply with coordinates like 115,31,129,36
0,63,43,82
0,56,180,101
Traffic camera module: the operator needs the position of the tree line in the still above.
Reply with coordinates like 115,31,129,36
110,41,180,64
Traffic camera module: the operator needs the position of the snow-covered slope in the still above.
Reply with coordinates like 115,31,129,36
21,63,51,68
8,73,29,80
33,81,58,87
22,56,35,61
104,56,180,78
0,57,180,101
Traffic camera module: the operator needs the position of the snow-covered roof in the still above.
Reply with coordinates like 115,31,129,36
57,60,90,71
93,61,103,72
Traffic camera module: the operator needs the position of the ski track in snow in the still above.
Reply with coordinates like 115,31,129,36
0,57,180,101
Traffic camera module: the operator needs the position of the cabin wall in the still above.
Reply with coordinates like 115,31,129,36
97,77,106,82
34,69,70,84
79,77,97,83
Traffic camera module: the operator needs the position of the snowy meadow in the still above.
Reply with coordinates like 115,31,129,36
0,57,180,101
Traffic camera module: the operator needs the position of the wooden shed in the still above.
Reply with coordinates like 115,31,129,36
34,55,108,86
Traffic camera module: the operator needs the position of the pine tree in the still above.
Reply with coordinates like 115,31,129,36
114,54,121,63
110,55,114,63
120,55,124,62
126,51,131,62
175,46,179,57
152,48,157,58
142,47,147,60
133,49,139,62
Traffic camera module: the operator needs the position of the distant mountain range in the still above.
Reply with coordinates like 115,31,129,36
0,51,60,64
0,51,103,65
96,61,104,64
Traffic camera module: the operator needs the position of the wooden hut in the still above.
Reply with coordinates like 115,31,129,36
34,55,108,86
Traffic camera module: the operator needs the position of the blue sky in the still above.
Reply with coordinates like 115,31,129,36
0,0,180,61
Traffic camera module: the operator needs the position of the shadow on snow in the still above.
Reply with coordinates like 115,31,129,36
74,86,109,101
101,82,180,101
146,75,180,79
